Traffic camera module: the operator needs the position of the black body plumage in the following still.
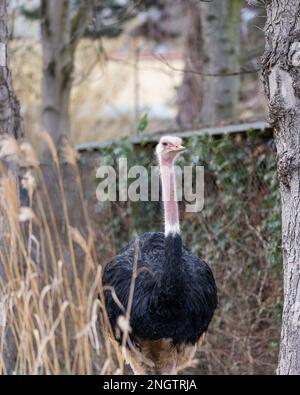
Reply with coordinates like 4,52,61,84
103,232,218,345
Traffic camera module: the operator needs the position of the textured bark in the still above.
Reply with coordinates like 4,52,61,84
41,0,92,147
176,0,203,128
0,1,23,140
0,0,23,374
262,0,300,375
200,0,241,125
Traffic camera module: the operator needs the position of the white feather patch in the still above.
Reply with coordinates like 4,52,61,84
165,222,180,236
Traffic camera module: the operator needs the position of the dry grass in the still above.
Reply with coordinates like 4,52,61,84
0,134,129,375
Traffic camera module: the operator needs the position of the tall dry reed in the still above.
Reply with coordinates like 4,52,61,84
0,134,129,375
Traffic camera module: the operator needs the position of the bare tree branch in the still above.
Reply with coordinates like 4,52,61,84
156,53,260,77
71,0,94,49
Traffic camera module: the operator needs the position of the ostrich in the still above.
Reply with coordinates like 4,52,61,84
103,136,217,374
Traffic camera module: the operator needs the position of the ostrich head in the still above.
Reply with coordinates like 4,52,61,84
156,136,185,163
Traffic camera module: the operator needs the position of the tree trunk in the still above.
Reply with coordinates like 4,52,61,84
200,0,241,125
262,0,300,375
0,0,24,374
0,1,23,140
41,0,74,147
41,0,93,147
176,0,203,128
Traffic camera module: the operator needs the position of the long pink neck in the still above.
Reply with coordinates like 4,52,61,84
159,157,180,236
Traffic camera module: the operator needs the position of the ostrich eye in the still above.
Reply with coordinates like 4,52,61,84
162,142,168,147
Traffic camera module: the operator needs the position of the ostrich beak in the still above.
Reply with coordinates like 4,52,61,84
170,144,186,152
